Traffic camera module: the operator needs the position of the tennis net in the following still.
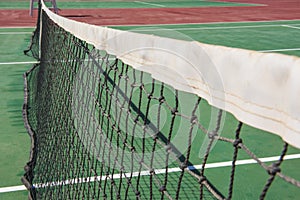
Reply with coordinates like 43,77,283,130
22,1,300,199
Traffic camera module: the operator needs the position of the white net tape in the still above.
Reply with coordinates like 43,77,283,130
41,0,300,149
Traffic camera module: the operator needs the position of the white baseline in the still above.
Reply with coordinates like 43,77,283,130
1,153,299,194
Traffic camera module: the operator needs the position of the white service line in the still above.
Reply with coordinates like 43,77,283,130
173,24,286,30
0,185,26,193
0,32,32,35
1,153,299,194
112,21,300,28
134,1,165,7
0,61,39,65
259,48,300,53
281,25,300,30
109,19,300,27
0,26,35,29
130,24,300,31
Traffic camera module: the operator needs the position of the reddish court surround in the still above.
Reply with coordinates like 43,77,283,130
0,0,299,27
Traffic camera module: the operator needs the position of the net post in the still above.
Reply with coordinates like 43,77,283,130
30,0,58,16
29,0,34,16
38,1,43,60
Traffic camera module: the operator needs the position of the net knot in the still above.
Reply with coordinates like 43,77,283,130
268,163,281,175
198,176,207,184
171,108,178,115
134,117,139,123
135,191,141,196
159,185,166,192
164,144,172,152
179,163,187,170
148,94,153,99
113,65,118,71
208,131,218,139
150,168,155,175
159,96,165,103
152,134,158,141
139,83,144,89
124,75,129,81
233,138,243,147
130,146,136,152
139,159,144,165
190,115,198,124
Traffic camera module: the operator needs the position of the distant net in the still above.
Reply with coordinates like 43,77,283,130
22,1,300,199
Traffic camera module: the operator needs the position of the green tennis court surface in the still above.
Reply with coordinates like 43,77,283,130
0,0,259,9
0,19,299,199
0,28,34,200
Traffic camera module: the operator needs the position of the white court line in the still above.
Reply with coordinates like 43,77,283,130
281,25,300,30
259,48,300,53
0,32,32,35
0,61,39,65
133,24,300,31
0,185,26,193
0,26,35,29
1,153,299,193
134,1,165,7
110,19,300,27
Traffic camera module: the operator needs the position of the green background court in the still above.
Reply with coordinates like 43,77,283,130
0,0,258,9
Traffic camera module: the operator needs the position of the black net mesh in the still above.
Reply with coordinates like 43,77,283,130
22,3,300,200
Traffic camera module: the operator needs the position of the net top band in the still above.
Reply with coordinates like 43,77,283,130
41,0,300,149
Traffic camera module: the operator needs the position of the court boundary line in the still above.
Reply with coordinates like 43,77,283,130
173,23,300,30
129,23,300,31
282,25,300,30
1,153,299,194
0,61,39,65
0,32,32,35
259,48,300,53
108,19,300,27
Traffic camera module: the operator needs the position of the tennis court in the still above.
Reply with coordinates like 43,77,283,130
0,0,300,199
